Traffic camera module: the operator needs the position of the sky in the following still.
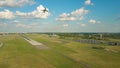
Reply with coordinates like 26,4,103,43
0,0,120,33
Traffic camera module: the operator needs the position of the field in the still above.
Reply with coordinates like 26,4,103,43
0,34,120,68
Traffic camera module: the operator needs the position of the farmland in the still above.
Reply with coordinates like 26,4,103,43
0,33,120,68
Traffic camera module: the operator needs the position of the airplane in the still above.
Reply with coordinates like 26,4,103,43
42,8,48,13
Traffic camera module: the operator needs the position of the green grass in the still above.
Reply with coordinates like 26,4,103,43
0,34,83,68
0,34,120,68
0,35,55,68
27,34,120,68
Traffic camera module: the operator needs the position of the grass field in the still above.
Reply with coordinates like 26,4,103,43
0,34,120,68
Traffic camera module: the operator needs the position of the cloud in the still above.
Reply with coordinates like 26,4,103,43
80,24,86,27
0,9,15,19
89,19,101,24
0,5,50,19
16,5,50,19
116,16,120,20
79,16,85,20
0,0,35,7
16,11,27,17
13,20,19,23
56,13,76,21
85,0,93,5
16,23,38,29
56,7,89,21
16,23,30,28
0,23,7,27
63,24,69,27
71,7,89,16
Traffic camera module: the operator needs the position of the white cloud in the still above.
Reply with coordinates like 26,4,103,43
79,16,84,20
16,23,38,29
42,22,49,25
0,9,15,19
56,7,89,21
71,7,89,16
16,23,38,28
80,24,86,27
97,21,101,24
16,5,50,19
16,23,30,28
89,19,96,24
89,19,101,24
0,23,7,27
29,23,38,26
56,13,76,21
13,20,19,23
16,11,27,17
0,0,35,7
0,5,50,19
85,0,93,5
63,24,69,27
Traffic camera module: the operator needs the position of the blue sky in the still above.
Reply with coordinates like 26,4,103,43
0,0,120,33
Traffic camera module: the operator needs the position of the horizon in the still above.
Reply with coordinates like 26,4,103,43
0,0,120,32
0,30,120,33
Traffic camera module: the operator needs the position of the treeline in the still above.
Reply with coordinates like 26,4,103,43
27,33,120,39
51,33,120,39
103,33,120,39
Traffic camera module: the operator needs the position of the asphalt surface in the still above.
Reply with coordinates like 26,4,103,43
22,35,49,49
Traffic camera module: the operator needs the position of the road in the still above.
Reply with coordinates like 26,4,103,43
21,35,49,49
0,43,3,48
